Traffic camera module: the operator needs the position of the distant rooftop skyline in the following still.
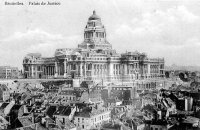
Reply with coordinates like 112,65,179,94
0,0,200,69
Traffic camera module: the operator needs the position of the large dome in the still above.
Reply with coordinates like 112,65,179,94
88,10,101,20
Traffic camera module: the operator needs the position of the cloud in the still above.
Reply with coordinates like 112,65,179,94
115,5,199,41
109,5,200,66
0,29,81,68
1,29,64,50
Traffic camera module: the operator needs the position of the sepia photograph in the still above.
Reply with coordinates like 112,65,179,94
0,0,200,129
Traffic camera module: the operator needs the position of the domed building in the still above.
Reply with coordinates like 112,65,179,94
78,10,113,51
23,11,165,84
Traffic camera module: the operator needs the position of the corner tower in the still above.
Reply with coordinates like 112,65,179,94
78,10,112,50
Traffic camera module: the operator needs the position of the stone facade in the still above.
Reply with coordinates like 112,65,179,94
23,11,165,83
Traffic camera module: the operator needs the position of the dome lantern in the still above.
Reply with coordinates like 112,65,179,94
89,10,101,21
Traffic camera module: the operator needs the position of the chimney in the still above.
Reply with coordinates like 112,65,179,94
32,112,34,123
46,119,49,128
157,111,162,119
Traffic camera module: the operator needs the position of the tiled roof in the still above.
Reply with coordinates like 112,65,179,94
36,123,48,130
0,103,9,109
106,98,116,103
75,106,109,118
46,106,57,118
102,123,121,129
53,105,71,116
0,84,8,91
132,117,144,126
0,116,9,125
64,119,76,129
142,104,159,114
18,116,32,127
59,90,76,96
23,126,34,130
11,104,22,111
150,119,168,125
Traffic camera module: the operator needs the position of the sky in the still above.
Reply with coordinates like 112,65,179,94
0,0,200,69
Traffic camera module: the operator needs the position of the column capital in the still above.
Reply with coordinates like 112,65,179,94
64,59,67,78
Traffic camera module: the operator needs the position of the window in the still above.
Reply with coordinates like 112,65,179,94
78,118,80,122
82,125,84,129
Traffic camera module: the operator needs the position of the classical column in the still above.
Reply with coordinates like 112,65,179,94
48,66,50,77
109,63,113,81
47,66,50,77
59,65,60,76
53,66,54,76
66,64,69,74
47,66,48,77
28,66,31,77
46,66,48,78
80,63,83,76
84,63,87,78
49,66,51,77
100,64,102,76
148,63,150,78
68,64,71,74
68,64,70,73
49,66,51,76
64,59,67,78
51,66,52,76
57,65,59,76
52,66,53,76
46,66,49,77
35,66,38,78
54,62,58,78
43,66,45,77
49,66,50,76
31,65,34,78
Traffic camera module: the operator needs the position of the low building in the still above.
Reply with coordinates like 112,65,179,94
0,116,9,129
101,122,121,130
0,84,10,102
58,90,77,102
53,105,76,126
141,93,157,108
107,84,137,101
74,103,111,130
145,120,168,130
121,116,145,130
0,66,19,79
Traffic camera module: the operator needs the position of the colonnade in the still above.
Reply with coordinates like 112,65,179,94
54,59,92,79
54,60,79,78
44,66,55,76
